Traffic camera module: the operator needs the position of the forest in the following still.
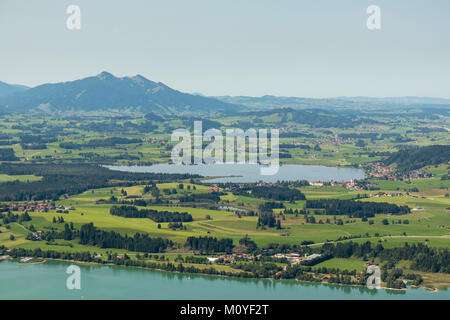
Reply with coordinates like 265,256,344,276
185,236,234,254
384,145,450,171
0,148,18,161
305,199,411,218
233,185,306,201
110,205,193,222
79,223,172,252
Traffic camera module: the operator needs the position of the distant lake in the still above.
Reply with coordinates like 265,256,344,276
0,261,447,300
107,163,365,183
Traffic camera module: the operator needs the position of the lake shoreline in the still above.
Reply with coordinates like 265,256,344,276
2,256,445,293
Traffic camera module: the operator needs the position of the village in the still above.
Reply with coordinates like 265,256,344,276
364,162,433,180
0,202,75,213
206,252,323,266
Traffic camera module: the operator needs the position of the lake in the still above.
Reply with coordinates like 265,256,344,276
0,261,447,300
107,163,365,183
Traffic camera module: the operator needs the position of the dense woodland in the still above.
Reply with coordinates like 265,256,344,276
305,199,411,218
185,236,234,254
384,145,450,171
110,205,193,222
0,147,18,161
79,223,172,252
318,241,450,274
233,185,306,201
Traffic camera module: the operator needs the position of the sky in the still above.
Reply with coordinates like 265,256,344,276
1,0,449,98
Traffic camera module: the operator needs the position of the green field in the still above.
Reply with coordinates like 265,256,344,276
0,112,449,289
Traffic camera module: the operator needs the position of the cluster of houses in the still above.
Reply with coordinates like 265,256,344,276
370,192,404,198
1,202,75,213
28,230,43,241
273,253,322,265
311,179,361,191
370,192,429,200
209,186,220,192
142,137,167,145
310,135,349,146
207,253,263,264
365,162,433,180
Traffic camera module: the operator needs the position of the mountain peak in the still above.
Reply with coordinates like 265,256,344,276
130,74,150,86
96,71,115,80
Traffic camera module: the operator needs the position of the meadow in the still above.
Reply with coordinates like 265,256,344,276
0,113,448,289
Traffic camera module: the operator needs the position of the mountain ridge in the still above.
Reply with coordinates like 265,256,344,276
0,81,29,98
2,73,449,114
0,72,239,115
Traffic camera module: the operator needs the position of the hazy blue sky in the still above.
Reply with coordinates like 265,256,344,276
1,0,449,98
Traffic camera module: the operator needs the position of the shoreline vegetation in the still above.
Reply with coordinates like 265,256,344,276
2,236,449,291
0,256,433,293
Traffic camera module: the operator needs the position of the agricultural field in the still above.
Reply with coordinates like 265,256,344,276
0,113,449,290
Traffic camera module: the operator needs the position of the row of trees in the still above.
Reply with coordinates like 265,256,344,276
110,205,193,222
178,192,223,203
0,211,31,224
185,236,234,254
234,185,306,202
305,199,410,218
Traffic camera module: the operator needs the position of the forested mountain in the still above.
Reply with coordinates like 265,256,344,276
0,81,28,98
241,108,376,128
384,145,450,171
0,72,239,115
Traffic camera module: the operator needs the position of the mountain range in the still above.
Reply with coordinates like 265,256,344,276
0,72,449,115
214,95,450,111
0,72,238,115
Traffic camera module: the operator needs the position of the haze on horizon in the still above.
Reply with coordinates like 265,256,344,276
1,0,449,99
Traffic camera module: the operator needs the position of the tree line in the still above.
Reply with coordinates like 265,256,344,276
233,185,306,202
79,223,172,252
305,199,410,218
185,236,234,254
110,205,193,223
384,145,450,171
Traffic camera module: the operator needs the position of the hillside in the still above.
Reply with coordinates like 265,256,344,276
239,107,377,128
215,95,450,111
384,145,450,171
0,81,28,98
0,72,239,115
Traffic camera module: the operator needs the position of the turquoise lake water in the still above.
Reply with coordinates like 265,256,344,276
1,261,448,300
